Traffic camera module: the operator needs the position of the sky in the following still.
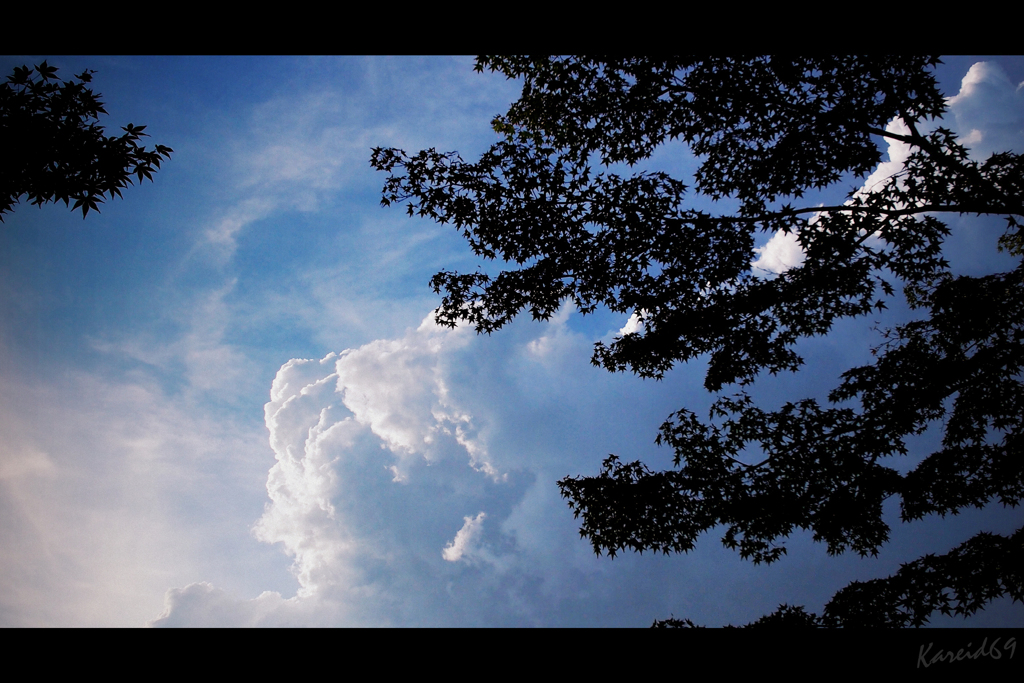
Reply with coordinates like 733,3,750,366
1,56,1022,627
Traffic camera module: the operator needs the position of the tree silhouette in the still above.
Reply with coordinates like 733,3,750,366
371,56,1024,627
1,61,172,221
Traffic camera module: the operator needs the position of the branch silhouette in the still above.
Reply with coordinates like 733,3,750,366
372,56,1024,627
1,61,173,221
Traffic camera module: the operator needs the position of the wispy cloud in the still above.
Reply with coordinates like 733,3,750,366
0,370,273,626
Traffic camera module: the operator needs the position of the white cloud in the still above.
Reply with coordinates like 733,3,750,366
253,354,361,597
442,512,486,562
0,446,57,481
946,61,1024,161
855,117,915,199
334,313,497,477
618,310,647,336
751,229,806,275
248,314,502,605
149,582,292,628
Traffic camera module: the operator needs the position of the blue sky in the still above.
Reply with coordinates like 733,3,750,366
1,56,1022,627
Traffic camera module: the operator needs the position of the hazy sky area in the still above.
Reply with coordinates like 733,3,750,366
1,56,1022,627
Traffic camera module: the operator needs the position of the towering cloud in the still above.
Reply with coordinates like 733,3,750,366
151,303,711,626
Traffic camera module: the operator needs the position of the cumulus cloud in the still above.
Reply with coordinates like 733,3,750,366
334,313,497,477
151,304,703,626
946,61,1024,161
149,582,294,628
751,229,807,275
442,512,487,562
246,314,503,604
152,311,503,625
751,116,913,277
254,355,357,597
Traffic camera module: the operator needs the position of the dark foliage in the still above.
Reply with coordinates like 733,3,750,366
654,603,824,628
371,56,1024,627
1,61,172,220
